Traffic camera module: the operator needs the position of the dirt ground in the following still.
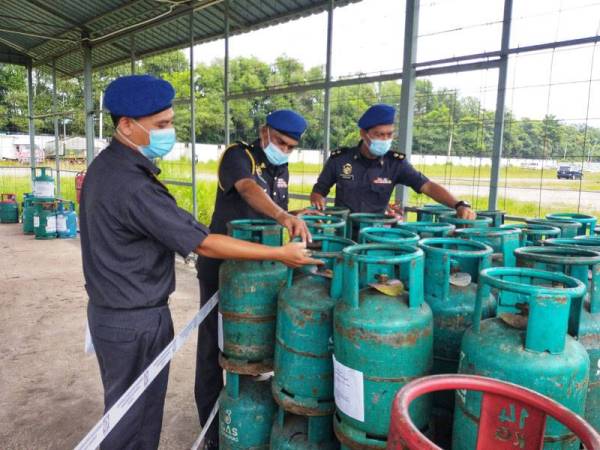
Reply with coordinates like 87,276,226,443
0,223,205,449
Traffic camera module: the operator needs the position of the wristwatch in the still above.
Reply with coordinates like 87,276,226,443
454,200,471,210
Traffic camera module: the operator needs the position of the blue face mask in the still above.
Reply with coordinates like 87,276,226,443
368,137,393,157
264,129,290,166
134,120,176,160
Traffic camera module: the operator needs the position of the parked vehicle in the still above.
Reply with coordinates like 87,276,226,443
557,165,583,179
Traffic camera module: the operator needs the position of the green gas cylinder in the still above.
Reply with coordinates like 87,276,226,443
32,167,55,198
314,206,351,238
270,409,339,449
476,209,506,227
333,244,433,448
219,219,286,374
32,199,57,240
453,267,589,450
439,212,492,229
527,218,582,238
546,212,596,236
454,226,521,267
0,193,19,223
502,222,561,246
515,245,600,432
396,221,455,238
348,213,397,241
414,204,454,222
273,235,354,416
300,214,347,238
22,193,35,234
219,372,277,449
358,227,419,246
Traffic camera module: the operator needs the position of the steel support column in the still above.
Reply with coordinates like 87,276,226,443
27,63,36,182
52,61,61,197
83,42,94,167
488,0,513,210
224,0,230,146
396,0,419,205
190,12,198,219
322,0,334,167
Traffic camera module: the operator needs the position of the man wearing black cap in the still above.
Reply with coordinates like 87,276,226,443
194,109,311,449
310,103,476,222
80,76,319,450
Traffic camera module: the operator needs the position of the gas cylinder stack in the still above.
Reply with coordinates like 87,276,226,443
218,219,284,449
9,167,78,239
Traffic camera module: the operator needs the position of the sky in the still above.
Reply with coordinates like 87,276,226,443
188,0,600,124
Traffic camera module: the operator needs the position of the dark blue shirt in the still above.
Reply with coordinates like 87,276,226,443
80,139,209,310
209,139,289,234
312,142,429,213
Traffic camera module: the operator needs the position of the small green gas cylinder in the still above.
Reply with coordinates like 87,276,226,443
414,204,454,222
546,212,596,236
273,235,354,416
543,237,600,251
306,206,351,238
270,409,339,449
300,214,347,238
333,244,433,448
219,219,286,374
0,193,19,223
454,226,521,267
219,373,276,449
515,245,600,432
32,167,55,198
527,218,582,238
439,212,492,229
22,193,35,234
453,267,589,450
32,199,57,240
396,221,455,238
502,222,561,246
476,209,506,227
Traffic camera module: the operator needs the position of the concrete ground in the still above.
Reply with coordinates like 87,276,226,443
0,223,204,449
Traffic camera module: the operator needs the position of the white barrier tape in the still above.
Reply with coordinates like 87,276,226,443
190,399,220,450
74,293,219,450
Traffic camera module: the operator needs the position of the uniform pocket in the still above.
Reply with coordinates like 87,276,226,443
94,324,137,343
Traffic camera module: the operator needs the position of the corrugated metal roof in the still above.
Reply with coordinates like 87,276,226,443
0,0,359,77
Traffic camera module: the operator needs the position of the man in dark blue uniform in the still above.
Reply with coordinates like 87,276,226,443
80,75,319,450
310,103,476,221
194,109,311,449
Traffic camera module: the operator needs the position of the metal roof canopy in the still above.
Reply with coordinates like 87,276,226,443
0,0,357,76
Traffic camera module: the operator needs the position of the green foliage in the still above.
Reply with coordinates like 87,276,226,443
2,49,600,160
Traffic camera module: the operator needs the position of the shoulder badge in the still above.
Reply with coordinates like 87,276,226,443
393,152,406,160
330,147,350,158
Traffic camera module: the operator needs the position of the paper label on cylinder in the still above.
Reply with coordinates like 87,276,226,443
46,215,56,233
33,216,40,228
34,181,54,197
333,355,364,422
57,215,67,232
218,312,224,352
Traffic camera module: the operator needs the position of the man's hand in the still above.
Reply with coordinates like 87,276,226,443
385,203,404,221
457,206,476,220
277,211,312,243
310,192,326,210
275,242,324,268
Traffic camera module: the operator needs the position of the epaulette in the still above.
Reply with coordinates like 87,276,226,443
392,152,406,160
330,147,350,157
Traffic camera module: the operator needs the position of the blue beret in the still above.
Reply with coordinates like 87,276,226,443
104,75,175,118
266,109,307,141
358,104,396,130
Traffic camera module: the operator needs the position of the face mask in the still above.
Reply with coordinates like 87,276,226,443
118,120,176,160
264,129,289,166
368,137,393,157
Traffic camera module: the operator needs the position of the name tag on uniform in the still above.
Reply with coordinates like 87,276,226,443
373,177,392,184
276,178,288,188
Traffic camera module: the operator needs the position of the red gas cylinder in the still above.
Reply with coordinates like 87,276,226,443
75,171,86,203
